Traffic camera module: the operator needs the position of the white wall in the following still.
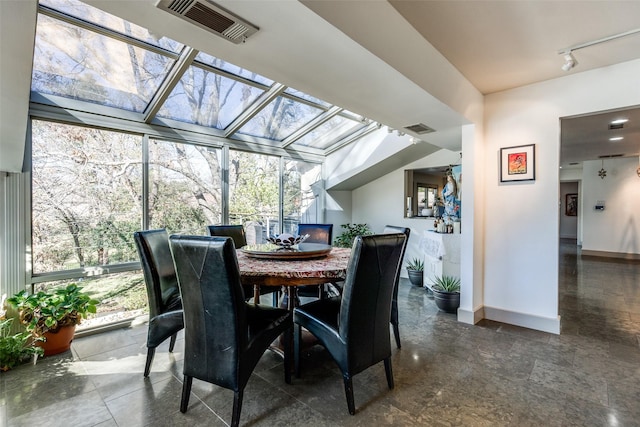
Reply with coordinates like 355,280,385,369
581,157,640,256
350,149,461,277
483,59,640,333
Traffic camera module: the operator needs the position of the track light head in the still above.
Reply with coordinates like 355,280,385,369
561,52,577,71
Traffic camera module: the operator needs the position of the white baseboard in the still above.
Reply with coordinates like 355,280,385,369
457,306,484,325
483,306,560,334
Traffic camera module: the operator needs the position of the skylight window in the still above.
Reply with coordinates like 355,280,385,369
236,95,324,141
31,14,176,113
156,64,265,129
295,114,366,149
195,52,273,87
30,0,378,155
40,0,183,53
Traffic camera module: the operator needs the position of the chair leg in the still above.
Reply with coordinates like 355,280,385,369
283,325,292,384
391,319,401,349
143,347,156,377
231,390,244,427
343,375,356,415
294,324,302,378
384,358,394,389
180,375,193,413
168,333,178,352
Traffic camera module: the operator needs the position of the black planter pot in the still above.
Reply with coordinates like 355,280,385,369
406,269,423,287
432,289,460,313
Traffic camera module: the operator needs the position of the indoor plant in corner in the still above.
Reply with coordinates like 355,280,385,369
6,283,98,356
0,313,44,371
406,258,424,287
430,275,460,313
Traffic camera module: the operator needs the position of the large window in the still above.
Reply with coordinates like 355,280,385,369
148,139,222,233
30,119,322,327
229,150,280,240
31,120,143,274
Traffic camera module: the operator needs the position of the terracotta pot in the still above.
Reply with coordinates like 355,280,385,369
38,325,76,356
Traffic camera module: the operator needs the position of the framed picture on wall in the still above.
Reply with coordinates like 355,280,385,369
566,193,578,216
500,144,535,182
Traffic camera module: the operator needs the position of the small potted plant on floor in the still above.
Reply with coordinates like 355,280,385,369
406,258,424,287
429,275,460,313
6,283,98,356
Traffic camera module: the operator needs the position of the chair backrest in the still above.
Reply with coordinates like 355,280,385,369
169,235,246,390
297,223,333,245
207,224,247,248
133,229,181,318
383,225,411,277
339,233,406,372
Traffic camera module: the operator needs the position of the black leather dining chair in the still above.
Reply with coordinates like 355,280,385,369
293,233,407,415
208,224,279,305
170,235,293,427
383,225,411,349
206,224,247,248
133,229,184,377
297,223,333,245
296,223,334,299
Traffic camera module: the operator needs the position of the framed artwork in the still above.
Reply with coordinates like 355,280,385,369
565,193,578,216
500,144,535,182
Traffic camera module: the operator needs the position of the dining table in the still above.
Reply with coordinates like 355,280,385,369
236,243,351,309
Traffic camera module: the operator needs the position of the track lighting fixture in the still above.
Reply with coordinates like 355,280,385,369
561,52,577,71
558,27,640,72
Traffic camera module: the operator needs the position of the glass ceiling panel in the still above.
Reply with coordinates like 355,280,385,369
156,65,265,129
32,14,176,113
236,95,324,141
40,0,183,53
195,52,273,87
295,114,366,149
284,87,331,108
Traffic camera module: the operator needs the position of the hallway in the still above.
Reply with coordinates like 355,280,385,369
2,241,639,426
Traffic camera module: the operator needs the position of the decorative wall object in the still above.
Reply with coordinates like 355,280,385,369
565,193,578,216
500,144,535,182
598,159,607,179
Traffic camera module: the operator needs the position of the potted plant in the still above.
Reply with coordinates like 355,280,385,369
406,258,424,287
6,283,98,356
333,223,373,248
0,317,44,371
429,275,460,313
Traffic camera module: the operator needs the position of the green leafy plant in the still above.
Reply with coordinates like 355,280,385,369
406,258,424,271
6,284,99,336
333,223,373,248
0,318,44,371
431,275,461,293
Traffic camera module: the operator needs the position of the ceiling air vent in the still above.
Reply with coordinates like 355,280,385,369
156,0,258,44
598,154,625,158
609,123,624,130
404,123,436,134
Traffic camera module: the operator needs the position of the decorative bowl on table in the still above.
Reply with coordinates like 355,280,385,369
266,233,310,248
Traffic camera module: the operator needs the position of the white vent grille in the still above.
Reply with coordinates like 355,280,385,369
156,0,258,44
404,123,436,134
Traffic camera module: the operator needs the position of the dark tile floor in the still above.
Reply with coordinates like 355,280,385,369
2,239,639,426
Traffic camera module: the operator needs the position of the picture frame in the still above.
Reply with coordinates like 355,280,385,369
500,144,535,182
565,193,578,216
